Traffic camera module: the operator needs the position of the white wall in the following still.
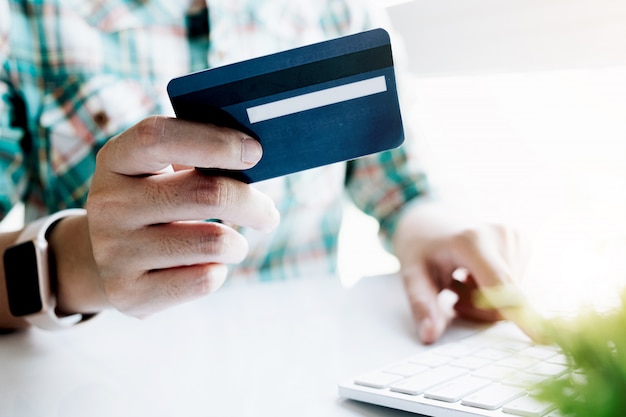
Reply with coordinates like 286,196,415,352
385,0,626,75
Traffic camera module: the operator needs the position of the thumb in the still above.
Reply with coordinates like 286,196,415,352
401,264,450,344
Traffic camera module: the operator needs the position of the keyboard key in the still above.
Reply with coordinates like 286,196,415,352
527,363,569,378
423,375,491,402
503,372,546,388
497,355,539,370
502,394,555,416
547,353,570,366
409,351,451,367
390,366,467,395
384,362,429,377
432,343,478,358
473,347,514,361
354,371,404,389
496,340,532,352
449,355,492,370
461,384,525,410
520,346,557,361
472,364,516,381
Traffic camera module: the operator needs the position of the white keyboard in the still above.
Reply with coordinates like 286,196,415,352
338,322,571,417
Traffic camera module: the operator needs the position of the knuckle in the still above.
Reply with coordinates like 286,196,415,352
87,194,135,233
134,116,166,147
133,116,169,164
200,226,249,263
153,226,227,260
210,124,239,146
194,176,232,213
210,124,235,141
101,274,135,312
198,225,248,264
198,227,228,256
454,228,481,250
94,139,110,167
179,264,228,298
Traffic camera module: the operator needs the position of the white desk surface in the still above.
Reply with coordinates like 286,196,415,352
0,274,484,417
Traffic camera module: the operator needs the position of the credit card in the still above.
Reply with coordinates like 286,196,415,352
167,28,404,183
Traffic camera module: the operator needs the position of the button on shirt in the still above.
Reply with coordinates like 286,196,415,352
0,0,428,281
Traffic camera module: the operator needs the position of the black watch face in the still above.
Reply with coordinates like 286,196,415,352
3,241,44,316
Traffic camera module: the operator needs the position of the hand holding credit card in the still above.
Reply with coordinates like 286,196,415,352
167,28,404,183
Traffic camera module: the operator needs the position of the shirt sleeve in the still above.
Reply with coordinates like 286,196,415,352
0,1,28,221
339,0,432,248
345,139,431,249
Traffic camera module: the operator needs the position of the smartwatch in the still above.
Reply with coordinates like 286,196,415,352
3,208,88,330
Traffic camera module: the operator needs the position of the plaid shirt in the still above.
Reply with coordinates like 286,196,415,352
0,0,428,281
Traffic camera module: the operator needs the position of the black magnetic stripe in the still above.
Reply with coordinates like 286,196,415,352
173,44,393,109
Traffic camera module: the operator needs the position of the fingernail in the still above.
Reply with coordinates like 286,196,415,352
241,137,262,164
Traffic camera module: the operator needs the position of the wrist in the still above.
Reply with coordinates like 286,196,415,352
392,202,463,265
47,213,109,316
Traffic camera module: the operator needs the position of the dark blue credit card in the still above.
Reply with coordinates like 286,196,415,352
167,28,404,183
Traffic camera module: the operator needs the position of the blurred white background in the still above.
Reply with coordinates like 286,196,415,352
339,0,626,314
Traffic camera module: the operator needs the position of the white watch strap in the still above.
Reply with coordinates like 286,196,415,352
14,208,87,330
17,209,87,247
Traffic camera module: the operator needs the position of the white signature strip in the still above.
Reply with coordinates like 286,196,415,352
246,75,387,124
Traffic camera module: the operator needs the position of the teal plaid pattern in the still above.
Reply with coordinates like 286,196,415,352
0,0,428,281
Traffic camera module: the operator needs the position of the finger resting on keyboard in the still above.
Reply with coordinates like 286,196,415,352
500,305,550,345
474,284,550,344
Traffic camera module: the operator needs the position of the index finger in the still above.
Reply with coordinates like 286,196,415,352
453,237,548,343
99,116,262,176
474,283,549,343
